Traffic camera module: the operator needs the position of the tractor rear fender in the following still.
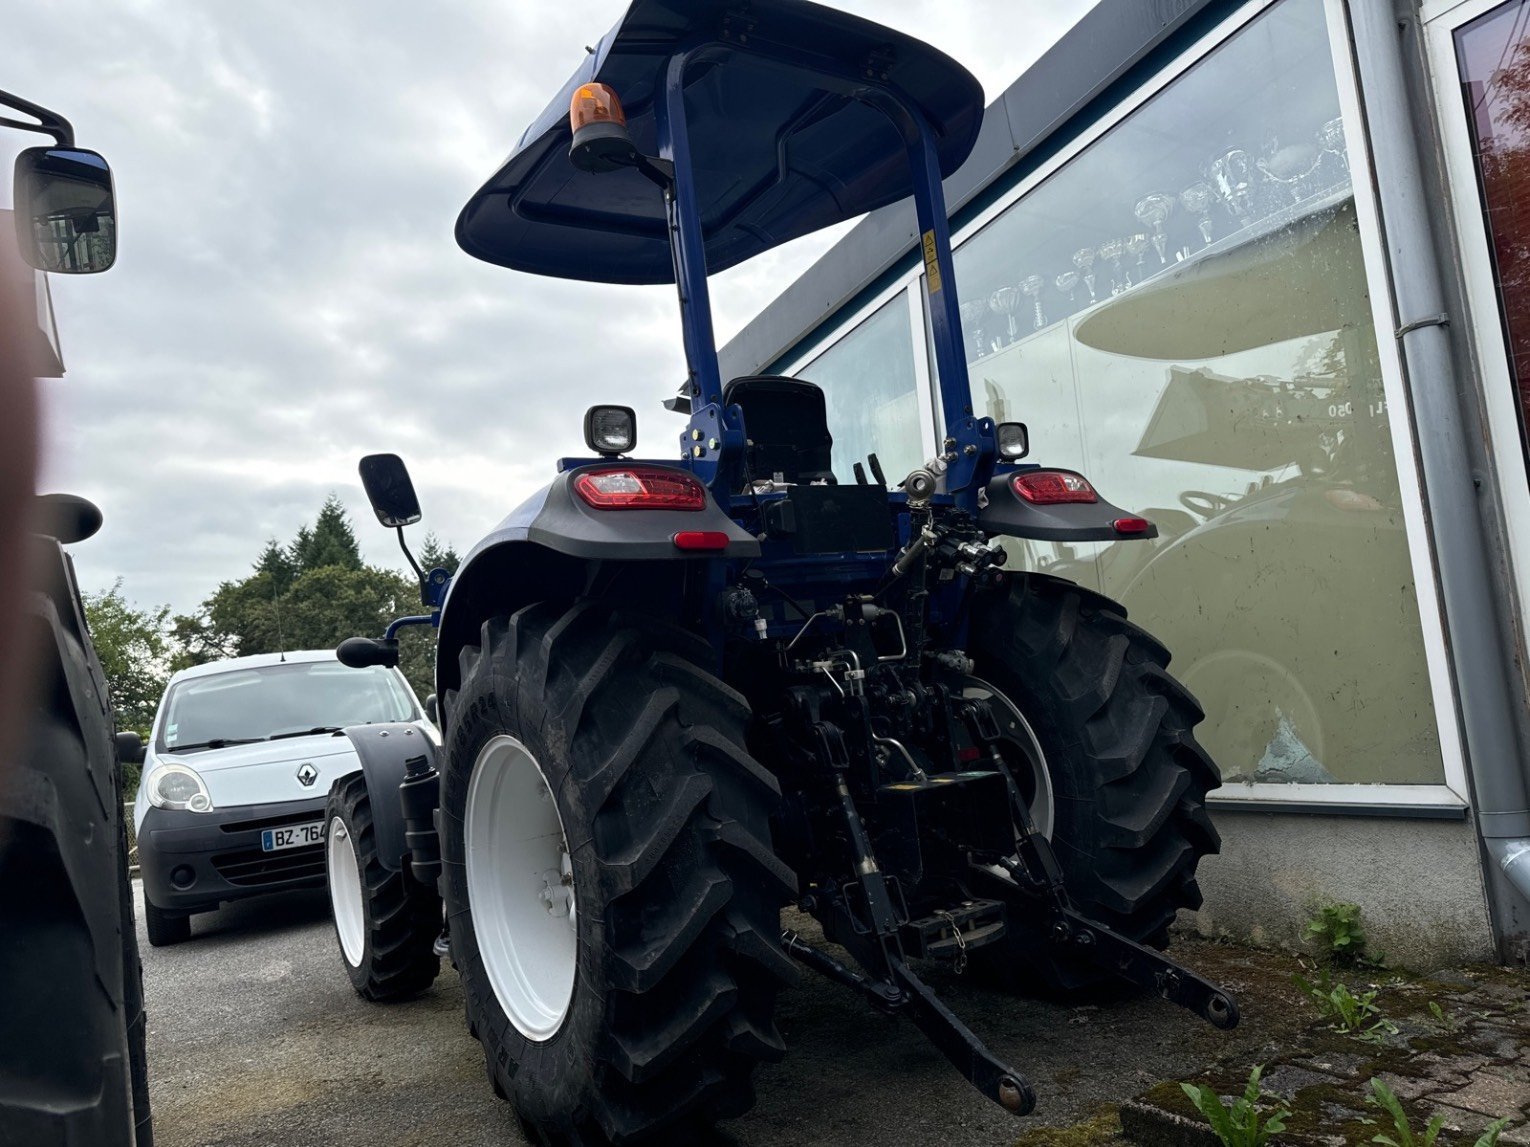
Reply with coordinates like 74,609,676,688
435,468,757,720
338,724,437,873
978,471,1159,543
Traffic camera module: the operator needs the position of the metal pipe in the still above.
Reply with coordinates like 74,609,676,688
1350,0,1530,913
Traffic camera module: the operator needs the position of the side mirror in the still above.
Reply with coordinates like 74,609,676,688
336,635,400,669
33,493,103,544
996,422,1030,461
424,693,438,727
358,453,422,528
13,147,116,274
115,731,144,766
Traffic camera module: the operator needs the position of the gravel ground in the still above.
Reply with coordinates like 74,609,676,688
136,880,1312,1147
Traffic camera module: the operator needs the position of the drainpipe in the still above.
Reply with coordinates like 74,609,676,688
1348,0,1530,934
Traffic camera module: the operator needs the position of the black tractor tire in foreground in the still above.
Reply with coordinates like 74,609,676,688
441,603,796,1147
0,551,151,1146
143,898,189,948
325,772,441,1001
966,571,1221,993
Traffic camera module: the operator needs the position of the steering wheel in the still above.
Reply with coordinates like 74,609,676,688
1180,490,1232,518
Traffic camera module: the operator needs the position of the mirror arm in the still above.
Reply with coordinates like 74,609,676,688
0,90,74,146
395,525,425,587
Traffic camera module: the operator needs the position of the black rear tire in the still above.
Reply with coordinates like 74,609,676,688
966,571,1221,992
442,603,796,1146
324,772,441,1001
143,899,190,948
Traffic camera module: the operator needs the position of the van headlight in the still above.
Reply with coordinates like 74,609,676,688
146,763,213,812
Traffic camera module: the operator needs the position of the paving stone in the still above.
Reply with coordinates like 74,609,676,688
1431,1102,1517,1136
1415,1050,1491,1083
1437,1065,1530,1118
1259,1064,1342,1100
1117,1099,1220,1147
1463,1024,1526,1060
1371,1070,1438,1102
1498,1124,1530,1147
1291,1051,1368,1079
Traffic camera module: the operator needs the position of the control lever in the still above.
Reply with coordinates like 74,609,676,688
867,452,887,487
853,461,868,485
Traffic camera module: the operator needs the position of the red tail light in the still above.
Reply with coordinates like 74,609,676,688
1113,516,1152,535
1011,470,1098,505
573,466,707,510
673,530,730,551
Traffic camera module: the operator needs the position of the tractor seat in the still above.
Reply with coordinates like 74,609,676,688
722,376,835,486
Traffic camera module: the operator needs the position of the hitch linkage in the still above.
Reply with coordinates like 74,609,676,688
961,699,1241,1032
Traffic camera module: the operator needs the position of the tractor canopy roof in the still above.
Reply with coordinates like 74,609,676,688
455,0,985,285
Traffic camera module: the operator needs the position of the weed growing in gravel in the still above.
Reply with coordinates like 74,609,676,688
1180,1065,1289,1147
1366,1077,1510,1146
1291,967,1398,1042
1305,901,1379,966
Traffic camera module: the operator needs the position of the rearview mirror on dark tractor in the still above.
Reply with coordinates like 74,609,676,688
359,453,422,528
13,146,116,274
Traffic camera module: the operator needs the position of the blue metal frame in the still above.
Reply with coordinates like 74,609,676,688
660,41,989,512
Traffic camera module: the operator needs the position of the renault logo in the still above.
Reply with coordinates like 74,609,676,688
296,763,318,787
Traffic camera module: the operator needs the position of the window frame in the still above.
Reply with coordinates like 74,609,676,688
784,0,1470,813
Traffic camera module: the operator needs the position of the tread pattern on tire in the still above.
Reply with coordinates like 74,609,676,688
442,602,795,1147
143,898,189,948
968,571,1221,990
326,772,441,1001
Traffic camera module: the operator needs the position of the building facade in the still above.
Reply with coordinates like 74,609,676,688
719,0,1530,965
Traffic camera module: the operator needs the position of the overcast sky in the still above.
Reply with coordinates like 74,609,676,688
8,0,1090,617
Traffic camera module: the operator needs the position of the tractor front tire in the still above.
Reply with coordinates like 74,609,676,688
967,571,1221,993
324,772,441,1001
441,603,796,1146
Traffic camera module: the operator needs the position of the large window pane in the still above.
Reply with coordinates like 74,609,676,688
951,0,1444,786
1455,1,1530,481
797,295,924,485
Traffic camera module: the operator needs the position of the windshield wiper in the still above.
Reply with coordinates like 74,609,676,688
269,726,346,741
168,737,265,752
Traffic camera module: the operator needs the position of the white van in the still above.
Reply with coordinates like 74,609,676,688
131,650,432,946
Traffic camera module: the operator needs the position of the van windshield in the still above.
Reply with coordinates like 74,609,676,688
158,662,415,752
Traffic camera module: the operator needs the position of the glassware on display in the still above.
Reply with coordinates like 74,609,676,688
1124,233,1150,285
1097,237,1126,295
1179,181,1219,247
959,300,989,359
1055,270,1080,302
1208,147,1258,224
1021,274,1047,330
1258,140,1322,203
1133,193,1177,264
989,285,1023,345
1072,246,1097,301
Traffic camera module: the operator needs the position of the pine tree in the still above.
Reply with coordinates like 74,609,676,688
418,532,461,575
291,494,362,573
253,538,298,595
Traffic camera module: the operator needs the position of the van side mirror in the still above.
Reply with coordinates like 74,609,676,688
115,731,144,766
358,453,422,528
424,693,438,727
13,147,116,274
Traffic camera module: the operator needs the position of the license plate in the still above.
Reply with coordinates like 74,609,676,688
261,821,325,852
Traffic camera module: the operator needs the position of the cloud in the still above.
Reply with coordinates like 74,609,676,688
9,0,1089,615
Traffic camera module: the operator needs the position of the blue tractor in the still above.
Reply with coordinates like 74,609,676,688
325,2,1236,1141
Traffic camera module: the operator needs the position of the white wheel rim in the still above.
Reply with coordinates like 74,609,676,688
328,815,365,968
963,676,1055,840
465,734,576,1042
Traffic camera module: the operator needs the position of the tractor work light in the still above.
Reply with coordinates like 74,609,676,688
584,404,636,456
1010,470,1098,505
995,422,1030,460
573,465,707,511
568,82,638,173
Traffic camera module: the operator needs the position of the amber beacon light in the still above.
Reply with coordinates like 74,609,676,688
569,82,638,172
